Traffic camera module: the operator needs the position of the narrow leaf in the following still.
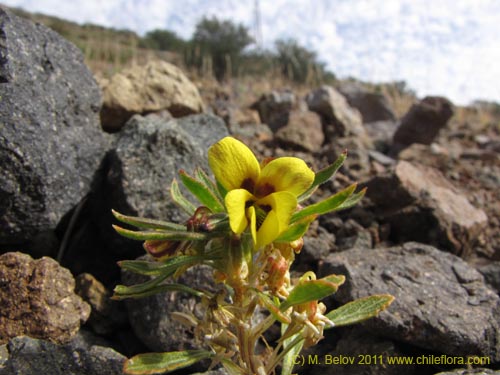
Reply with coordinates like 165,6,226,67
281,331,304,375
298,151,347,202
170,178,197,214
274,215,317,243
195,167,225,203
111,210,185,231
291,184,357,224
118,255,205,276
220,358,246,375
113,225,208,241
124,350,213,375
114,282,205,300
280,274,345,311
180,170,225,212
326,294,395,328
336,187,367,211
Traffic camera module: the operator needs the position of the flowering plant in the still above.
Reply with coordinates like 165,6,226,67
112,136,394,375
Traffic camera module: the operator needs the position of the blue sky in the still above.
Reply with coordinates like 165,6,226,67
2,0,499,105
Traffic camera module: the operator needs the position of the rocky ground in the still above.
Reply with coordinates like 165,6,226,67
1,7,500,375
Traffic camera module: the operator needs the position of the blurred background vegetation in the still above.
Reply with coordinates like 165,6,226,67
14,4,500,124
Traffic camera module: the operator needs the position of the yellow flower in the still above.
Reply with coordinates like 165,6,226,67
208,137,314,248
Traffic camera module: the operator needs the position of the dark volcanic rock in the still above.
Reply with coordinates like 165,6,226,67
275,109,324,151
0,252,90,344
319,243,500,361
0,8,109,248
250,90,295,132
0,335,125,375
59,113,229,284
122,263,219,352
337,82,396,123
363,161,487,255
107,113,228,224
392,96,454,151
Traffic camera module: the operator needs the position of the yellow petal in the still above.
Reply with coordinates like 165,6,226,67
225,189,255,234
247,205,257,245
255,191,297,247
208,137,260,191
257,157,314,197
257,210,280,248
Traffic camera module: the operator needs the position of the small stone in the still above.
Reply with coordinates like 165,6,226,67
0,252,90,344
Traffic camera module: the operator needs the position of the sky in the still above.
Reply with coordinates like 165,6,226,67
2,0,500,105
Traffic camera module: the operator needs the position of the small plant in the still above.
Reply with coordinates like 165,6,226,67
112,136,394,375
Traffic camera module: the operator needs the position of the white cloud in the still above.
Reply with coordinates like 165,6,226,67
2,0,499,104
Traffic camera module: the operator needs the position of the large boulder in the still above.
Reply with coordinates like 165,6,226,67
122,263,218,353
275,109,324,151
337,81,396,123
392,96,454,151
100,60,205,132
0,252,90,344
306,85,368,143
319,243,500,361
0,335,125,375
250,89,295,132
363,161,488,255
59,113,229,284
0,8,109,250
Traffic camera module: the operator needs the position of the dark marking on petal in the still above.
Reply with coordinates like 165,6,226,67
255,183,275,197
241,178,255,192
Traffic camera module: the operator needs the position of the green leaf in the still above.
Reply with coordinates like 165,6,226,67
291,183,357,224
326,294,395,328
274,215,317,243
113,225,208,241
114,282,204,300
118,255,206,277
335,187,367,211
281,331,304,375
220,358,246,375
280,274,345,311
195,167,225,203
111,210,186,231
123,350,213,375
180,170,225,213
298,151,347,202
170,178,197,214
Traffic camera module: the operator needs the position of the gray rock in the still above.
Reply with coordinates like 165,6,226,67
0,8,109,248
250,90,295,132
0,252,90,344
434,369,500,375
108,113,228,224
363,161,487,255
478,262,500,294
59,113,229,284
306,85,367,143
275,109,324,151
337,82,396,123
314,327,415,375
319,243,500,360
122,263,220,352
393,96,454,152
0,335,125,375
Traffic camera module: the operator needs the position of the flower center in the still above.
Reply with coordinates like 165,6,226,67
241,178,255,192
255,183,275,197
